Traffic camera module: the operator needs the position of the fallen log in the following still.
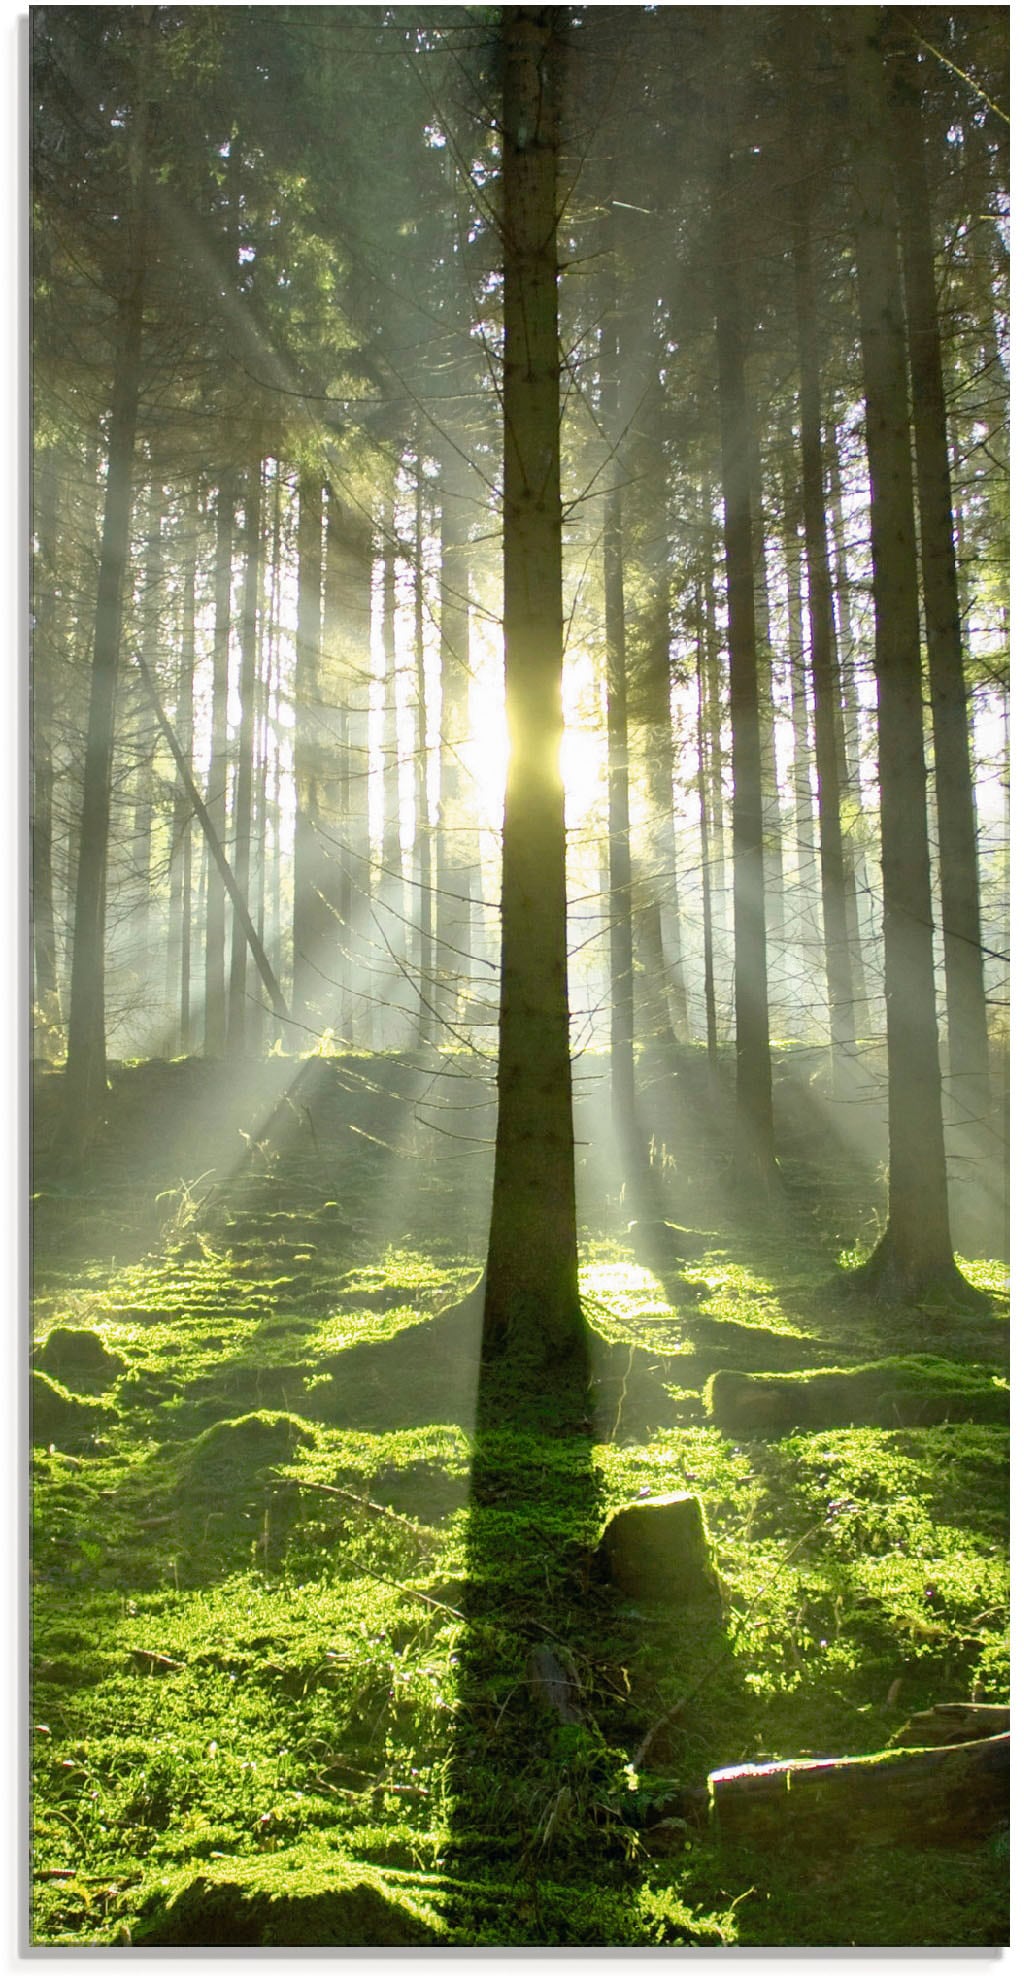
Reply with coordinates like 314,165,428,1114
891,1702,1009,1747
706,1731,1009,1849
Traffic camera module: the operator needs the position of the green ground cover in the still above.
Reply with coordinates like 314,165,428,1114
30,1053,1009,1947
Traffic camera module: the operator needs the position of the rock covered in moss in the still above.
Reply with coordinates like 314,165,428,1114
177,1410,316,1490
31,1370,113,1447
34,1325,126,1390
598,1491,720,1603
132,1854,440,1947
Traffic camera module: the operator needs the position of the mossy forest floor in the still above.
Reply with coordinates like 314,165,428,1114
30,1044,1009,1947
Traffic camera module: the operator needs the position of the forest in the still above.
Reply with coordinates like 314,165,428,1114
30,1,1009,1950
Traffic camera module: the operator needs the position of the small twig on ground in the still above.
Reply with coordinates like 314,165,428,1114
289,1477,443,1544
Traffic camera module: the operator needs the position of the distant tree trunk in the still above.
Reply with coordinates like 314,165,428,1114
204,474,234,1055
694,587,718,1073
435,449,478,1028
710,84,776,1191
780,446,819,954
747,413,785,971
841,8,980,1305
891,44,992,1180
790,158,858,1087
700,468,727,985
31,446,61,1051
483,5,582,1365
165,481,197,1053
292,465,325,1036
63,267,146,1141
379,498,407,1043
226,454,262,1057
635,406,688,1043
413,464,434,1045
326,493,374,1045
823,417,870,1018
598,269,639,1169
127,473,163,1004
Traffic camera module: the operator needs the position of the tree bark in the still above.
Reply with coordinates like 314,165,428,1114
842,8,980,1305
597,260,639,1171
226,455,263,1056
31,445,61,1051
709,66,776,1191
133,651,288,1024
63,276,145,1140
292,465,326,1035
482,5,582,1365
790,160,858,1086
204,474,234,1055
707,1732,1009,1851
891,43,992,1182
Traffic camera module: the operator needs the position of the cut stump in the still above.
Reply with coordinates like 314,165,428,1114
598,1492,720,1603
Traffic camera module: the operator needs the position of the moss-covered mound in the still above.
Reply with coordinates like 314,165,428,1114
175,1410,316,1492
132,1855,440,1946
705,1356,1009,1437
35,1325,126,1389
31,1370,113,1447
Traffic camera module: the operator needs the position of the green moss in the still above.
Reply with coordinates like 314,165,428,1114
131,1853,442,1946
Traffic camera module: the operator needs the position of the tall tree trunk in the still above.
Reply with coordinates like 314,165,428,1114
695,585,718,1074
226,454,262,1057
823,416,870,1019
747,412,785,969
790,156,858,1088
891,42,993,1205
483,5,582,1364
435,449,477,1029
841,8,980,1305
413,463,434,1045
597,257,639,1169
31,446,61,1051
127,472,163,1009
635,406,688,1043
165,481,197,1053
64,271,146,1140
780,444,819,953
323,490,373,1044
709,70,776,1191
292,465,325,1036
204,474,234,1055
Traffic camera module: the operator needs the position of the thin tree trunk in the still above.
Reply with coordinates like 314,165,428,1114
790,160,858,1087
226,454,262,1057
436,450,476,1028
204,474,234,1055
598,266,639,1169
64,269,146,1140
841,7,980,1305
483,4,582,1364
780,445,819,955
414,464,434,1045
31,446,61,1050
165,481,197,1053
292,465,325,1035
695,589,718,1073
133,650,288,1024
709,64,776,1191
892,44,992,1177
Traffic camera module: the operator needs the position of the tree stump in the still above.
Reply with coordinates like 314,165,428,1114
598,1492,720,1603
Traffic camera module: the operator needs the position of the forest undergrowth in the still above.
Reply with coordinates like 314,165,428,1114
30,1047,1009,1947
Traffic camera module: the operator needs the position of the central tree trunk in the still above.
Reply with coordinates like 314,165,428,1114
482,5,582,1367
